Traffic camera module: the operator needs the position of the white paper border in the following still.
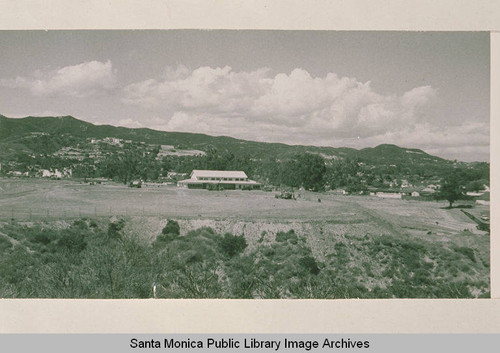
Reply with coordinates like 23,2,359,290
0,0,498,334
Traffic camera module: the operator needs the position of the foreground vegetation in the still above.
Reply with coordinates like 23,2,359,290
0,218,489,298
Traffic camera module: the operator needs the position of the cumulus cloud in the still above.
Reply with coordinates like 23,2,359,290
7,63,481,160
0,60,116,97
122,65,442,141
120,66,489,161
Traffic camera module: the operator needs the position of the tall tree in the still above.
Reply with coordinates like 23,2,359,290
435,173,468,208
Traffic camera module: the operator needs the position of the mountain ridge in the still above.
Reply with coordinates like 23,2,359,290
0,114,445,164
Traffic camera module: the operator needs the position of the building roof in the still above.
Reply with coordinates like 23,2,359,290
178,178,259,185
191,170,248,179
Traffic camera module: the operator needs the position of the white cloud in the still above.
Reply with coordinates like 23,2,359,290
0,60,116,97
122,65,444,141
109,65,489,161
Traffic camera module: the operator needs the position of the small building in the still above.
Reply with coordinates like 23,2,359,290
411,191,420,197
177,170,261,190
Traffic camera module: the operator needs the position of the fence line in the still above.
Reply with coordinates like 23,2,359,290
0,206,183,221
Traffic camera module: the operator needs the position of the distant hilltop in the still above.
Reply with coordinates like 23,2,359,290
0,113,452,165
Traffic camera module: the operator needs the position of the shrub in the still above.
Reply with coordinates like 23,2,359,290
107,218,125,239
72,219,88,230
57,229,87,253
31,230,53,245
299,255,320,275
453,246,476,263
275,229,298,244
0,237,13,252
219,233,248,258
162,220,180,236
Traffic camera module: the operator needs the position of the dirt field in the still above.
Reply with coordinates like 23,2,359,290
0,178,489,248
0,177,488,227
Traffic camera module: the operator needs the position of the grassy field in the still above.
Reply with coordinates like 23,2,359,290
0,178,490,224
0,177,490,298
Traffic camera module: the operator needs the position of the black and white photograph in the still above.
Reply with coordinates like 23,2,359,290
0,30,490,299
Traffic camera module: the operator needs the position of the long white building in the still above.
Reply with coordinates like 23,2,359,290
177,170,261,190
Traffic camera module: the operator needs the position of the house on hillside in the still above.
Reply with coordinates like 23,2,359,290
177,170,261,190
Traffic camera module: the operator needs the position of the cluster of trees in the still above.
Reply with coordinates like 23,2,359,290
2,135,489,198
0,219,488,299
99,145,161,183
434,166,490,208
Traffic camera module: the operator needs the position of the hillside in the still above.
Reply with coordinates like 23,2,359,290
0,114,450,166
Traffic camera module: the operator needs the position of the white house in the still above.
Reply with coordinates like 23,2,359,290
178,170,261,190
411,191,420,197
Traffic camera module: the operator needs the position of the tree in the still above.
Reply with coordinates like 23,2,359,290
435,174,468,208
279,153,326,191
466,179,487,192
298,153,326,191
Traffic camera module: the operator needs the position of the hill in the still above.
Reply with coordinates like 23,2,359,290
0,114,448,166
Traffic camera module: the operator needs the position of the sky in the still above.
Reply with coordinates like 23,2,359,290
0,31,490,162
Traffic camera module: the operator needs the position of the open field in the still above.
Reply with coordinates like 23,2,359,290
0,178,490,252
0,178,490,298
0,178,490,226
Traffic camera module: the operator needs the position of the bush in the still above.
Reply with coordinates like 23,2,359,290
453,246,476,263
219,233,247,257
57,229,87,253
299,255,320,275
31,230,53,245
275,229,298,244
0,237,13,252
162,220,180,236
72,219,88,229
107,218,125,239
